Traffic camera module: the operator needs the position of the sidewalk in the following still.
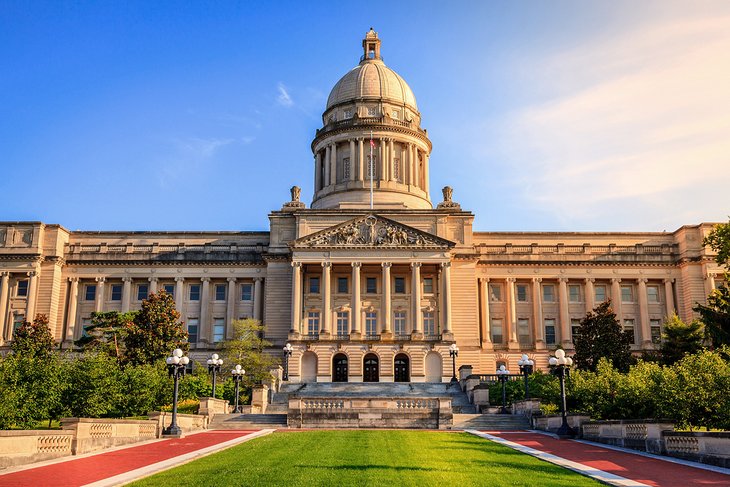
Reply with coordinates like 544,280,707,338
470,430,730,487
0,429,272,487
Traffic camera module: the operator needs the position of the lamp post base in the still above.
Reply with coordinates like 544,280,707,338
162,425,183,438
555,421,576,439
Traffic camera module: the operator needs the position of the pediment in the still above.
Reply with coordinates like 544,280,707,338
293,215,454,250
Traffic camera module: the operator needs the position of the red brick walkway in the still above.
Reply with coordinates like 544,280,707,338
486,431,729,486
0,430,257,487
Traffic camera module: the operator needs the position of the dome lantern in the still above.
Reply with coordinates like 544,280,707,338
362,28,381,62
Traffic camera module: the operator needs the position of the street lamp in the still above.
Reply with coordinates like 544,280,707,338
496,364,511,414
231,364,246,413
517,354,534,399
449,343,459,383
549,349,575,439
282,343,293,381
163,348,190,437
206,353,223,398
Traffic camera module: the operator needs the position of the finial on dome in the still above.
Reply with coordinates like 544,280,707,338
362,28,381,62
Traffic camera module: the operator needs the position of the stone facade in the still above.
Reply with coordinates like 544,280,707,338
0,30,724,383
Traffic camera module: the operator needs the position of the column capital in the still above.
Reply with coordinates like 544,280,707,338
291,261,302,268
95,276,106,283
637,278,648,284
663,278,675,284
381,262,392,269
479,277,490,283
253,277,264,282
506,277,516,283
227,277,237,283
611,277,622,284
68,276,79,283
26,271,37,277
122,276,133,283
351,262,361,268
321,261,332,268
0,271,9,278
410,262,421,269
584,277,595,283
201,277,211,283
174,276,185,282
441,262,451,269
532,277,543,283
558,277,569,283
148,277,158,283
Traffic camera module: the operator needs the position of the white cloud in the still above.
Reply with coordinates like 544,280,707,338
277,82,294,107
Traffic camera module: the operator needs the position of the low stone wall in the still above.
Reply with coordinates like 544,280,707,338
512,399,541,417
533,414,590,433
61,417,159,455
199,397,229,418
664,431,730,468
581,420,674,454
0,430,74,468
288,397,453,429
148,412,208,434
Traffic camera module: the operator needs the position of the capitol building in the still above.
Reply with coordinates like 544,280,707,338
0,30,723,382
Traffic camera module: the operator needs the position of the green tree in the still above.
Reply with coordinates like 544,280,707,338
660,314,705,365
11,314,54,359
124,291,188,366
222,318,279,386
574,300,633,372
695,219,730,347
63,352,122,418
704,219,730,268
76,311,136,358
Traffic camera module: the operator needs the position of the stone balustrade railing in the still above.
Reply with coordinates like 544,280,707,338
0,430,74,468
61,417,159,455
580,419,675,454
148,411,208,433
476,243,677,263
664,432,730,468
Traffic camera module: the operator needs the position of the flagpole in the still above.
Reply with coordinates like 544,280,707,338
369,130,374,210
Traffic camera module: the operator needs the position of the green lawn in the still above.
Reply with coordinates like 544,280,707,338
130,430,602,486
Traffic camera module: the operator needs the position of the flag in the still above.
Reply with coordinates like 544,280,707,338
370,138,376,148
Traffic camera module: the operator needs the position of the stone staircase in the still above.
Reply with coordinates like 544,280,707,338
208,413,288,430
451,413,531,431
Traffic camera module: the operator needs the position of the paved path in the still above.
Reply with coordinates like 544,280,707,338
470,430,730,487
0,429,272,487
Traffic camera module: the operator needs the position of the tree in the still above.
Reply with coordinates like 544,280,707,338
76,311,136,358
704,219,730,268
223,318,279,386
11,314,54,359
660,314,705,365
694,219,730,347
124,291,188,366
573,300,633,372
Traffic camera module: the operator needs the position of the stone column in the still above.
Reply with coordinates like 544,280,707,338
411,263,422,338
122,277,132,312
253,277,263,321
148,277,158,294
558,278,571,348
381,262,392,336
584,278,595,313
330,143,337,185
611,278,623,323
174,277,185,314
664,278,675,316
226,277,237,339
532,277,545,349
351,262,361,338
411,145,419,189
705,273,716,296
479,277,491,347
506,277,518,348
200,277,211,343
379,138,386,180
637,278,651,346
64,277,79,342
26,271,38,321
0,272,9,341
389,139,395,181
323,145,331,187
441,263,452,335
349,139,356,181
357,138,364,180
290,263,302,334
321,262,331,337
423,152,430,195
95,277,106,313
315,152,322,191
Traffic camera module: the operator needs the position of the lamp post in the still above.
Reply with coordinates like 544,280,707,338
496,364,510,414
163,348,190,437
449,343,459,383
283,343,293,381
206,353,223,398
549,349,575,439
231,364,245,413
517,354,534,399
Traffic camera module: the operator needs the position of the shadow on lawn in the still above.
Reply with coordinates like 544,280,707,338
295,464,437,472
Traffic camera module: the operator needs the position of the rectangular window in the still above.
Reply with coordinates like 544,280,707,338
394,158,401,182
394,311,407,335
336,311,349,335
215,284,226,301
623,319,636,344
365,312,378,335
491,318,503,343
309,277,320,294
545,318,556,345
647,285,660,303
518,318,530,344
595,285,607,303
337,277,348,294
189,284,200,301
621,285,634,303
650,319,662,344
81,317,92,338
343,109,352,119
187,318,199,344
543,284,555,302
16,280,28,297
241,283,253,301
394,277,406,294
569,284,581,303
423,277,434,294
423,311,436,336
366,277,377,294
213,318,225,343
516,284,528,302
571,318,582,341
489,284,502,302
85,284,96,301
307,312,320,335
13,315,25,334
367,155,376,179
163,284,175,295
110,284,122,301
137,284,148,301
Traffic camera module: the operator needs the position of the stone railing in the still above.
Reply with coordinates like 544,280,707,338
664,432,730,468
476,243,677,263
148,411,208,433
0,430,74,468
512,399,542,417
65,242,267,263
580,420,674,454
61,417,159,455
199,397,230,418
288,396,452,429
533,414,591,433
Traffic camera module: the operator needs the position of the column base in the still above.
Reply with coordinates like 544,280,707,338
381,331,393,340
508,340,520,350
560,340,574,351
481,341,493,350
350,331,362,340
288,331,302,340
319,331,332,340
442,331,454,342
410,331,423,341
534,340,546,350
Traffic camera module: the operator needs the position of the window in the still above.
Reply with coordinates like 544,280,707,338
365,312,378,335
650,319,662,344
621,285,634,303
366,277,377,294
623,319,636,344
394,277,405,294
491,318,503,343
85,284,96,301
647,285,660,303
367,155,377,178
336,311,349,335
309,277,320,294
16,280,28,297
189,284,200,301
367,106,377,116
215,284,226,301
137,284,148,301
595,285,607,303
213,318,225,343
571,319,581,341
337,277,348,294
343,157,351,180
391,110,400,119
518,318,530,344
569,284,581,303
423,311,436,336
394,158,401,182
516,284,528,302
343,109,352,119
307,312,320,335
110,284,122,301
423,278,434,294
545,318,556,345
163,284,175,295
12,315,24,334
394,311,407,335
81,317,92,338
187,318,199,344
489,284,502,302
241,283,253,301
543,284,555,302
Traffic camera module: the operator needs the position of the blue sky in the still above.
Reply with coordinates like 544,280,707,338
1,1,728,232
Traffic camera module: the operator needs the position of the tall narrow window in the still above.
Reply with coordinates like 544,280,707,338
518,318,530,344
569,284,581,303
189,284,200,301
336,311,349,336
343,157,351,180
489,284,502,302
491,318,503,343
650,319,662,344
187,318,199,344
394,311,407,335
365,312,378,335
241,283,253,301
393,158,401,182
85,284,96,301
215,284,226,301
110,284,122,301
366,277,377,294
394,277,405,294
337,277,348,294
595,285,607,303
213,318,225,343
16,280,28,297
137,284,148,301
423,311,436,336
307,312,320,336
571,319,582,341
623,319,636,344
423,278,434,294
647,285,660,303
163,284,175,295
621,285,634,303
309,277,320,294
516,284,528,302
543,284,555,302
545,318,556,345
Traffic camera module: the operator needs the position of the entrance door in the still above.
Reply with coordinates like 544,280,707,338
394,354,410,382
333,354,348,382
363,353,379,382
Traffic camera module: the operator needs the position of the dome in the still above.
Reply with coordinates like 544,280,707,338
326,61,418,111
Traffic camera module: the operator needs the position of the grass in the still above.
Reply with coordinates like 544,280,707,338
130,430,602,486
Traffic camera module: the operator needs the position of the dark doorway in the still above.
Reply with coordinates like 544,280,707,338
333,353,348,382
394,353,410,382
363,353,379,382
